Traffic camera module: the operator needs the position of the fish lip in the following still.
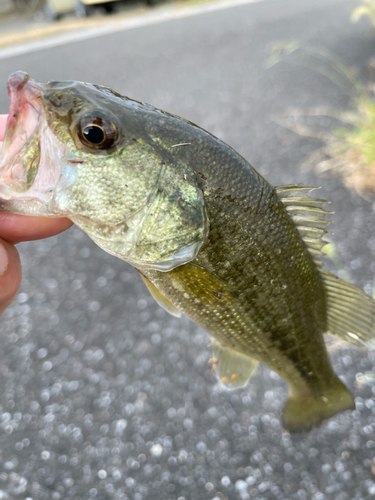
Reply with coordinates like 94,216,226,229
0,71,44,192
7,70,43,105
6,70,43,132
5,71,43,144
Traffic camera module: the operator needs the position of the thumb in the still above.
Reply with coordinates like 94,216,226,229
0,239,22,315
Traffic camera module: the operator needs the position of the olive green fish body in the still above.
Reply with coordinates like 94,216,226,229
138,130,354,430
140,143,333,398
3,71,375,432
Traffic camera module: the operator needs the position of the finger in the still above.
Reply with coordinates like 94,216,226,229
0,238,22,315
0,212,73,243
0,114,8,141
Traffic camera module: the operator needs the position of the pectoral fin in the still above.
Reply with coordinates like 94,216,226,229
209,338,258,389
321,270,375,350
140,274,182,318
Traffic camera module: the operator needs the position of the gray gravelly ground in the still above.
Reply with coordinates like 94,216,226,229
1,0,375,499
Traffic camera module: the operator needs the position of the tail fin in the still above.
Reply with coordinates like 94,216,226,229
321,270,375,350
282,377,355,433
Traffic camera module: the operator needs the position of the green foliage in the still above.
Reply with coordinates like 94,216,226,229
335,97,375,163
352,0,375,27
265,42,375,196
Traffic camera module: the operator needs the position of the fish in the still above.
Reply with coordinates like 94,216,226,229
1,70,375,432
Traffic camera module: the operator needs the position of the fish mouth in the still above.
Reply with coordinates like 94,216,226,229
0,71,43,195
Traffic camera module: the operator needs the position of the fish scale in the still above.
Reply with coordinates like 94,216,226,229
144,194,324,366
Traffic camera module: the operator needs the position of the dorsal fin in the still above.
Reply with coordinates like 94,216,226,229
321,270,375,351
275,184,332,265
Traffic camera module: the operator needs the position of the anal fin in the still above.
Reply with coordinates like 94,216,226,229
321,270,375,350
140,274,182,318
209,338,258,389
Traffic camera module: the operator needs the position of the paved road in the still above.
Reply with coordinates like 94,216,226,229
1,0,375,499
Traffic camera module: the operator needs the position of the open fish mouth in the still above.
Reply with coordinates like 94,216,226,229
0,71,43,194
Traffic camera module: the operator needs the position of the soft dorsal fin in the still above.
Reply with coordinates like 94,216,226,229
321,270,375,350
275,184,332,265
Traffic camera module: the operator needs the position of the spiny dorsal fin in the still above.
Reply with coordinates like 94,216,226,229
275,184,332,264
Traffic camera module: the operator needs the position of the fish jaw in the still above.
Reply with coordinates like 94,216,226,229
0,71,43,195
0,71,68,215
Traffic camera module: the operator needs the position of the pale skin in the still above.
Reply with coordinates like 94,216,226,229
0,114,73,314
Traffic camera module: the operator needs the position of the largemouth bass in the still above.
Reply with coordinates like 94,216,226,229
1,71,374,432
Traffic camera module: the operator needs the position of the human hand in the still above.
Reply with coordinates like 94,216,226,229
0,114,73,314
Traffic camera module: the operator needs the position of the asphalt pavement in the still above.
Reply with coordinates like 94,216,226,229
0,0,375,499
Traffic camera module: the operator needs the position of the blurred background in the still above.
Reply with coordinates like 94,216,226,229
2,0,375,499
1,0,158,22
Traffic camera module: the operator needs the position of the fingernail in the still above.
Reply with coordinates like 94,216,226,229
0,242,9,275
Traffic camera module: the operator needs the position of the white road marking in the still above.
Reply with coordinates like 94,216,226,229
0,0,263,60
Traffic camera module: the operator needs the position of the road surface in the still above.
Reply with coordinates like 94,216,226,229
0,0,374,499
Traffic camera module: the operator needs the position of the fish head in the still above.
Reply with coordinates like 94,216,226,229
0,71,209,270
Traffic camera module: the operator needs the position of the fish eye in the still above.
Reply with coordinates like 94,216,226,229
83,125,105,144
78,115,117,150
